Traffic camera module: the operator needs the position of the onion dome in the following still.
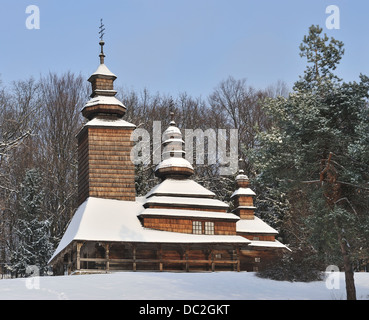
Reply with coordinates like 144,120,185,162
235,169,250,188
82,22,126,120
231,168,256,219
155,112,194,180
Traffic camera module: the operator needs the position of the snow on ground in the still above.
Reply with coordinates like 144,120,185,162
0,272,368,300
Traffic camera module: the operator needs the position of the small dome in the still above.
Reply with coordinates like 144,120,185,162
155,118,194,180
89,63,117,80
162,125,182,141
235,169,249,181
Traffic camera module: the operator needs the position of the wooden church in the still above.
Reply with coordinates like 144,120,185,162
48,37,289,275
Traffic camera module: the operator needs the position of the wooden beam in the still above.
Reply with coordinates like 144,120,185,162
211,249,215,272
78,258,239,264
67,248,72,275
132,244,136,272
236,246,241,272
105,243,110,271
76,242,83,271
158,244,163,272
185,245,189,272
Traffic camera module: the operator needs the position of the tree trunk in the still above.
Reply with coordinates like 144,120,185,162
338,232,356,300
322,153,357,300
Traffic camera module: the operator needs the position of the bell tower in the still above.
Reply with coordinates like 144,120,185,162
77,21,136,205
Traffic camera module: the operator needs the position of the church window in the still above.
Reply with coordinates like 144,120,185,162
192,221,202,234
204,222,214,235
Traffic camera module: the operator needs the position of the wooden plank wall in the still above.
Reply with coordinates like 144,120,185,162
78,126,136,204
234,197,254,207
142,217,236,235
92,78,114,92
78,128,90,205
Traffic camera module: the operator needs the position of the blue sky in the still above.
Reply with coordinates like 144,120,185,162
1,0,368,97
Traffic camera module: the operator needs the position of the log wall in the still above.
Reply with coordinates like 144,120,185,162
233,208,254,220
142,216,236,235
234,197,254,207
78,126,136,205
92,78,114,92
240,248,283,272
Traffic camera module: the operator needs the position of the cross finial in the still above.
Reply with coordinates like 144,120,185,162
238,158,244,172
169,99,176,126
169,111,175,126
99,19,106,64
99,19,105,41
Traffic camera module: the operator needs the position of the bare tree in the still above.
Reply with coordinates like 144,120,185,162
0,78,39,275
208,76,274,175
37,72,87,242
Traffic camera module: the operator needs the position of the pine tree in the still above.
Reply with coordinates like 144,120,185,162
254,25,369,299
11,169,53,277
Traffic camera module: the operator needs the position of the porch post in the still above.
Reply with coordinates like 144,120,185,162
132,244,137,271
158,244,163,272
67,248,72,275
185,245,189,272
105,243,110,271
76,242,83,271
236,246,240,272
211,249,215,272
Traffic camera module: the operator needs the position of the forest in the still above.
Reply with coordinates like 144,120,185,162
0,25,368,300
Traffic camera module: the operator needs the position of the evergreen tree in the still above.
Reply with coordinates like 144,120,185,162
11,169,53,277
254,25,369,299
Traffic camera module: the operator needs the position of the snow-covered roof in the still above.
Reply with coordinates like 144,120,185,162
246,240,290,250
93,89,118,96
155,157,194,171
236,216,278,234
163,138,184,144
231,187,256,198
236,173,249,181
233,206,257,211
84,118,136,128
83,96,125,108
163,125,182,139
144,196,229,210
146,179,216,198
139,208,239,221
236,218,290,250
90,63,117,78
49,197,250,264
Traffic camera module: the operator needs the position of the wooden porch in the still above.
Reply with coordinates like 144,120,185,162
51,241,244,275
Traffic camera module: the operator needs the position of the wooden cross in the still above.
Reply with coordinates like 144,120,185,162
99,18,105,41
